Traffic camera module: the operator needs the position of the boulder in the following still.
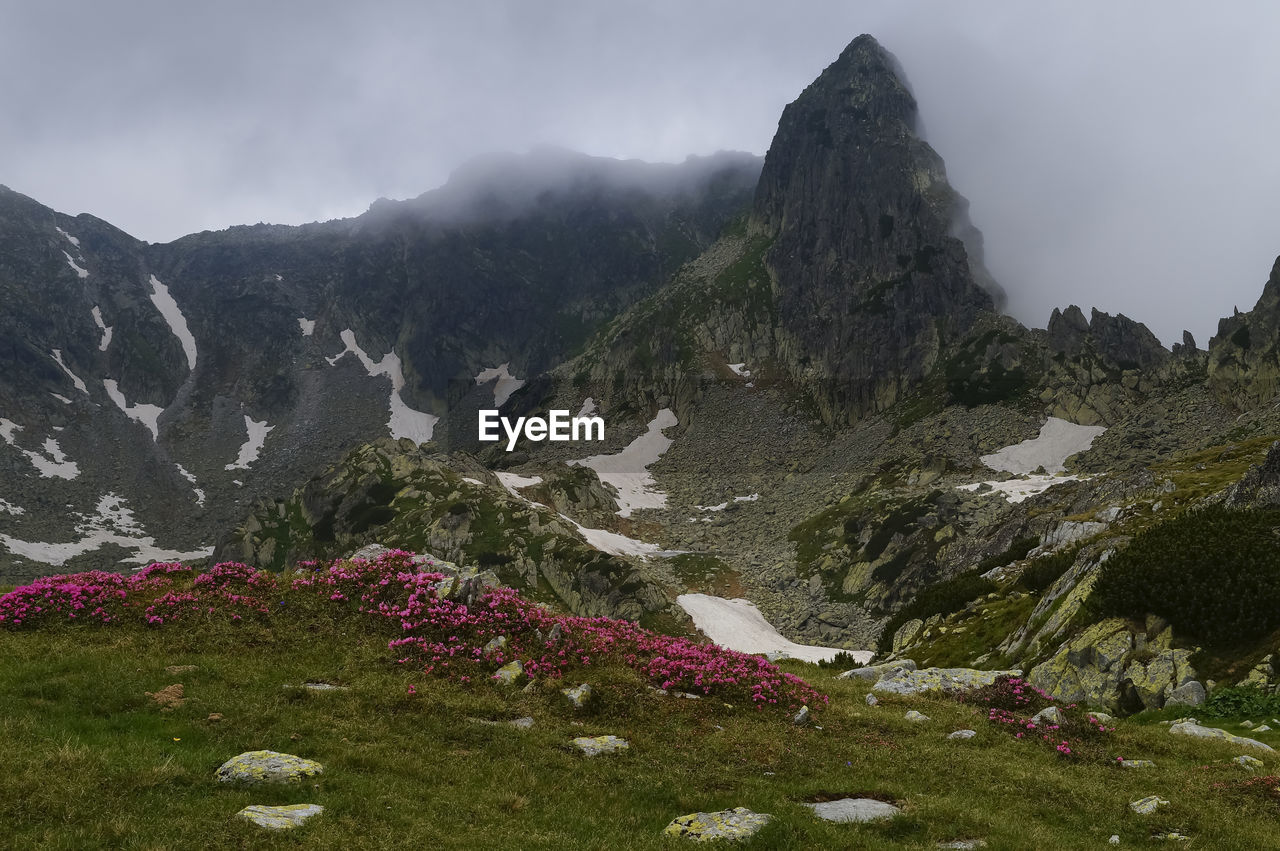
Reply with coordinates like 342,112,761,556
1165,680,1206,707
948,729,977,740
663,807,771,841
839,659,917,681
1031,706,1064,726
562,683,593,708
904,710,930,722
1169,721,1275,753
874,666,1020,697
572,735,629,756
493,660,524,686
1129,796,1168,815
215,751,323,786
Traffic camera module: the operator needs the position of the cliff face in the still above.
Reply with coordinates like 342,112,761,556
751,35,1002,424
1208,256,1280,409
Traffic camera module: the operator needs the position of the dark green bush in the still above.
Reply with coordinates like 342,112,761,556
1089,504,1280,647
1199,685,1280,720
1017,544,1080,594
876,569,997,655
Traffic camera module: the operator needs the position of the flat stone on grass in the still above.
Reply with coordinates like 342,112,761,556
805,798,900,823
572,735,629,756
237,804,323,830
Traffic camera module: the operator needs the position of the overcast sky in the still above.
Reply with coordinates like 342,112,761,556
4,1,1279,345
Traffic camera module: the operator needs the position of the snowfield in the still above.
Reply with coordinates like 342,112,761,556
327,329,438,443
91,306,113,351
980,417,1105,475
103,379,163,441
0,419,79,480
148,275,197,370
0,493,213,567
475,363,526,407
225,415,273,471
570,408,677,517
676,593,870,664
50,350,88,394
297,317,316,336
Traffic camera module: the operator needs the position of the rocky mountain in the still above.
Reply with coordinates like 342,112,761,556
0,150,760,581
9,33,1280,715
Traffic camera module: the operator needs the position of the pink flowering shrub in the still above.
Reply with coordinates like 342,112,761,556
960,675,1112,760
0,551,823,711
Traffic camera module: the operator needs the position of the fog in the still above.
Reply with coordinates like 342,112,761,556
4,1,1279,345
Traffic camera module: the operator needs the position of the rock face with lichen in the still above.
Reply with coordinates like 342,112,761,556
215,751,324,786
663,807,772,842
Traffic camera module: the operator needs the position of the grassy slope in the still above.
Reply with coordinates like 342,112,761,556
4,620,1280,849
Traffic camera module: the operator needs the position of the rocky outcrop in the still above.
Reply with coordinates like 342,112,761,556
1224,440,1280,508
1027,618,1200,712
1208,256,1280,409
751,35,999,424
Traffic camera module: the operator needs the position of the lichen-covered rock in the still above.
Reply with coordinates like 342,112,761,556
792,705,810,726
865,693,879,706
1120,759,1155,769
572,735,629,756
237,804,324,830
904,710,930,722
804,798,900,823
1235,754,1265,769
1165,680,1206,708
663,807,771,841
839,659,917,681
493,660,524,686
215,751,323,785
892,620,924,655
874,666,1021,696
562,682,593,708
1031,706,1064,726
1169,721,1275,753
948,729,977,740
483,635,508,658
1129,796,1169,815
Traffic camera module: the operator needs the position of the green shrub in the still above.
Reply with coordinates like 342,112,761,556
1017,544,1080,594
1199,684,1280,720
1089,504,1280,647
976,536,1039,575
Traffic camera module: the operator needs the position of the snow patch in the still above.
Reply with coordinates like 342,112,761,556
50,349,88,394
676,593,868,665
148,275,197,370
577,397,598,417
0,419,80,479
225,415,273,471
957,475,1084,504
494,471,667,559
50,393,72,405
980,417,1106,475
475,363,525,407
55,226,80,247
462,477,484,486
0,493,213,567
62,251,88,278
0,497,24,516
103,379,163,441
297,317,316,336
174,464,206,507
91,306,113,351
727,363,751,378
570,408,677,518
326,329,437,442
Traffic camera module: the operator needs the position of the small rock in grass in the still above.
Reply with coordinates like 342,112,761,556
207,713,224,723
1153,833,1190,842
865,693,878,706
1090,712,1114,724
1119,759,1155,769
483,635,508,658
493,660,524,686
1109,836,1120,845
937,841,987,849
164,665,197,675
562,682,593,708
948,729,977,740
664,807,770,841
216,751,323,785
302,682,348,692
805,798,900,823
1031,706,1064,726
237,803,323,830
572,735,629,756
1242,720,1255,729
468,716,535,730
904,710,930,722
793,705,810,726
1255,724,1272,732
1129,796,1169,815
1235,754,1264,769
